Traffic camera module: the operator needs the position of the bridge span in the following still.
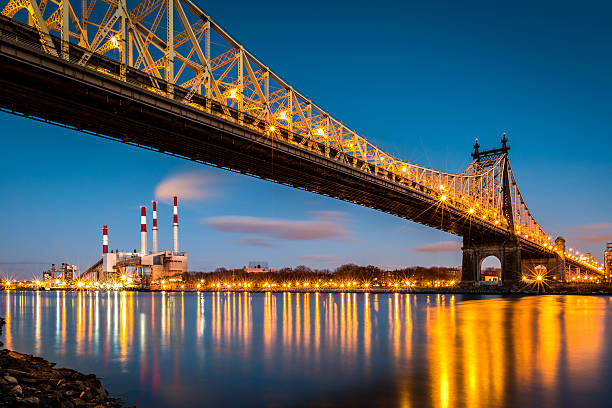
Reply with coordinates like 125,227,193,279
0,0,605,282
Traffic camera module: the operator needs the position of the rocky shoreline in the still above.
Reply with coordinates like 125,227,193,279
0,317,125,408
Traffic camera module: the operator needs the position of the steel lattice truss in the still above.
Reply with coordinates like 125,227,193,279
1,0,603,272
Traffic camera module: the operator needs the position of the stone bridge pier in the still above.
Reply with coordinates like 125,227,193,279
520,257,566,282
461,236,522,283
461,236,568,283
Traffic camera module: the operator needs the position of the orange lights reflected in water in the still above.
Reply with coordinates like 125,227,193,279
0,291,611,407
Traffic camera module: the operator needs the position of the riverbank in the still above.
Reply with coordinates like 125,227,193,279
8,282,612,296
174,283,612,296
0,317,124,407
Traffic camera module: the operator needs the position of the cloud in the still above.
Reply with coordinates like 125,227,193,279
412,241,461,253
239,236,277,247
204,214,352,241
571,223,612,232
569,223,612,244
299,254,345,263
155,171,218,202
574,233,612,244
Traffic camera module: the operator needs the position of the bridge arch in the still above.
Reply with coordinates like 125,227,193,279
479,256,501,283
461,237,522,283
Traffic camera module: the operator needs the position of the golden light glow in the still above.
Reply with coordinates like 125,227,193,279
440,195,447,202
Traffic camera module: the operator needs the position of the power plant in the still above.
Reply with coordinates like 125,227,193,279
76,196,188,288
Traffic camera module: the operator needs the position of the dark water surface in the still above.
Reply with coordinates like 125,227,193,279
2,291,612,407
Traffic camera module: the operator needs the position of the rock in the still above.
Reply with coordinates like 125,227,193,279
9,384,23,396
22,396,40,406
7,351,26,360
4,375,18,384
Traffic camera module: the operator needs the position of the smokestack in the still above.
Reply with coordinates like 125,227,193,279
102,225,108,254
141,206,147,255
173,196,179,254
152,201,158,253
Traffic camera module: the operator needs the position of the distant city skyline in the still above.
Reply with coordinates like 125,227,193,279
1,0,611,279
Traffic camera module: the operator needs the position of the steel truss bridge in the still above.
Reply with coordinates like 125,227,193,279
0,0,605,282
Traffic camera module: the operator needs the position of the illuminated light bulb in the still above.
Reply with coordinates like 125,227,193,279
440,195,447,202
402,166,407,172
229,89,238,99
316,128,325,137
269,125,275,132
482,215,486,219
110,36,119,48
494,220,499,225
278,111,287,120
468,208,474,214
439,185,445,190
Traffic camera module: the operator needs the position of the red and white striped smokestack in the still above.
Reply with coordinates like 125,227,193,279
173,196,179,253
102,225,108,255
141,206,147,255
152,200,158,253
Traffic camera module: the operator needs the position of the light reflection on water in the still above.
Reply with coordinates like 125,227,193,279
2,291,612,407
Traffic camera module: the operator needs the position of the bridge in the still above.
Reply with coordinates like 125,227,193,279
0,0,605,282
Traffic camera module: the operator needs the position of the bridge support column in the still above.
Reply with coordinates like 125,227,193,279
461,236,522,283
520,256,566,282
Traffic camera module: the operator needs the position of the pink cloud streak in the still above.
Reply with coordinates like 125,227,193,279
205,215,351,241
155,170,219,202
412,241,461,253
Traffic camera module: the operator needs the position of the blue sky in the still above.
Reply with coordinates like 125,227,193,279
1,0,610,279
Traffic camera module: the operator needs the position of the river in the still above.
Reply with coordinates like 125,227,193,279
1,291,611,407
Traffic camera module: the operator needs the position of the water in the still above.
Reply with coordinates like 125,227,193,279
2,291,612,407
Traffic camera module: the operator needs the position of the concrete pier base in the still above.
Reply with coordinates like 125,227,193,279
461,236,522,283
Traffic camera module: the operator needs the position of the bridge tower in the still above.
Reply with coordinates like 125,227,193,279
461,135,522,283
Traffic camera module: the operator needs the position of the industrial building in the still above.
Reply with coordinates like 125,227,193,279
78,196,188,287
42,263,77,283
